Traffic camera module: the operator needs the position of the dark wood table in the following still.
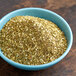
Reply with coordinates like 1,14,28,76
0,0,76,76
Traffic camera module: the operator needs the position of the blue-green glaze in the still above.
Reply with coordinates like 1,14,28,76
0,8,73,70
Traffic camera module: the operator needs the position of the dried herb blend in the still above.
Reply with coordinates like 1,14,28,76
0,16,67,65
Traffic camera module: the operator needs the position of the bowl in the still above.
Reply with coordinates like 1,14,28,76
0,7,73,70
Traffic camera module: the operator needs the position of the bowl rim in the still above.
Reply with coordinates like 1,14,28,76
0,7,73,69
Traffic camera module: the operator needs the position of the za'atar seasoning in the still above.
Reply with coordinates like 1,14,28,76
0,16,67,65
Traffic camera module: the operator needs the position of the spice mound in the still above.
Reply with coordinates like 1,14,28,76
0,16,67,65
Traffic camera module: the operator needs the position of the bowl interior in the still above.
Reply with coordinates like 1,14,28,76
0,8,73,70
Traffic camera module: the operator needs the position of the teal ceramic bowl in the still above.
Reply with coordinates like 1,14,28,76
0,8,73,70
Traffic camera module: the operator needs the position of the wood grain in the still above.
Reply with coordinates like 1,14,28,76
0,0,76,76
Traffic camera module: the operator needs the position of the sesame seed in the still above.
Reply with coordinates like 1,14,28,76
0,16,67,65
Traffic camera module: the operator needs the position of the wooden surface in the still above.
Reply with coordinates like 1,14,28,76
0,0,76,76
